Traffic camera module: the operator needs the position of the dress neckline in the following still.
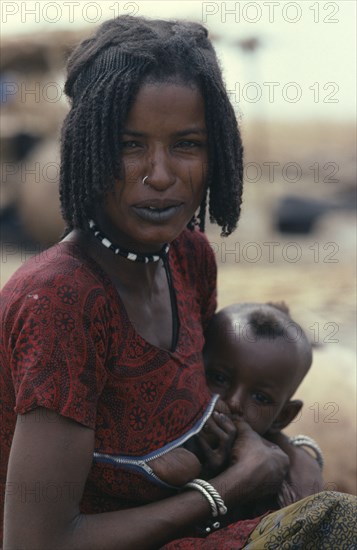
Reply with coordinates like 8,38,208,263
60,240,181,355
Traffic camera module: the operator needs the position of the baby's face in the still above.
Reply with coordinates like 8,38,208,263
204,322,302,435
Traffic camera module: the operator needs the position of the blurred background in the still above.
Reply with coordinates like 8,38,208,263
1,2,356,493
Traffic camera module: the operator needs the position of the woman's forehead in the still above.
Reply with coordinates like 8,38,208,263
124,82,206,130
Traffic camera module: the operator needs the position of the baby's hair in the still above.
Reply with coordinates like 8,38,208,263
210,301,311,350
59,15,243,236
246,301,292,340
205,301,312,380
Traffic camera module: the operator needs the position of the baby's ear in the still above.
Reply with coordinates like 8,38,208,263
269,400,303,433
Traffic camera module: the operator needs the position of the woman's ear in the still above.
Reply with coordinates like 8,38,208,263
269,400,303,433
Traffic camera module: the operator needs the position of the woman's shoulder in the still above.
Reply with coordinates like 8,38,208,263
1,241,109,313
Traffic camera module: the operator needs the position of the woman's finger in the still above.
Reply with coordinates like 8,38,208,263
205,411,237,435
213,398,231,415
214,411,237,430
200,418,233,448
197,432,216,455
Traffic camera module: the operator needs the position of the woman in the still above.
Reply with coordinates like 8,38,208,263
1,15,355,549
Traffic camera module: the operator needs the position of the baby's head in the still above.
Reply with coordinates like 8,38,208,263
203,302,312,436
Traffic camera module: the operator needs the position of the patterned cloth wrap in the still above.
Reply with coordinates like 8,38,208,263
162,491,357,549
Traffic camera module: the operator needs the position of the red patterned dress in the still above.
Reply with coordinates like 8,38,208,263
0,229,221,537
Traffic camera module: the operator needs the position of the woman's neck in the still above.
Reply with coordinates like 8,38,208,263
63,229,162,290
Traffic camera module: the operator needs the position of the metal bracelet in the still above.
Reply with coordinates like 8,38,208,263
289,435,324,469
184,481,219,517
190,478,228,516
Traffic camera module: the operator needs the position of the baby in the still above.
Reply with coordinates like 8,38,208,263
203,301,311,442
151,302,322,512
201,301,322,514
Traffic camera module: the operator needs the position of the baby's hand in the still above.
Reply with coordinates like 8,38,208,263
148,447,201,487
229,418,290,500
277,479,298,507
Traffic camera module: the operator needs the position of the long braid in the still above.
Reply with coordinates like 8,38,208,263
201,70,243,236
58,112,73,234
198,192,207,233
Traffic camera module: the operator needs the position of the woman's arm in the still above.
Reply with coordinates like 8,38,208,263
4,408,209,550
4,409,289,550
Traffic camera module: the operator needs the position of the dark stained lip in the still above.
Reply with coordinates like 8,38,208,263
133,199,184,209
132,204,183,223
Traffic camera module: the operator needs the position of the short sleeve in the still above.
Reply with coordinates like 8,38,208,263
7,276,109,429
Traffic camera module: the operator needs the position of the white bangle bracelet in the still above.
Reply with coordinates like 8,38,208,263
190,478,228,516
289,435,324,469
184,479,228,535
184,481,219,517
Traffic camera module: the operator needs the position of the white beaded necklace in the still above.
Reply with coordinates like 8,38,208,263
88,220,170,263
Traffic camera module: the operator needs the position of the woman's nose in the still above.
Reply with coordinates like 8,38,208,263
146,148,175,191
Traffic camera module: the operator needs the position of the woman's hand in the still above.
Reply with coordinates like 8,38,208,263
265,431,324,501
195,408,237,477
209,418,290,507
148,447,202,486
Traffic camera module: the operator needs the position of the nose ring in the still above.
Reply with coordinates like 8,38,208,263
142,175,149,186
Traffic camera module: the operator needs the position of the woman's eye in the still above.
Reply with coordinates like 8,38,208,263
121,141,140,149
252,392,273,405
176,140,202,149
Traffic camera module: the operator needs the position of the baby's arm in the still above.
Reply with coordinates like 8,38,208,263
242,431,324,511
265,431,324,503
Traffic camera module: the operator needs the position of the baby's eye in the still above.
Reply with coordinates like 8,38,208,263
252,392,273,405
206,371,231,388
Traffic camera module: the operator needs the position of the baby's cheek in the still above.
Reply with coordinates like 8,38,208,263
244,404,271,435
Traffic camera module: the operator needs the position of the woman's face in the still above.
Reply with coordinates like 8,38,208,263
98,82,208,252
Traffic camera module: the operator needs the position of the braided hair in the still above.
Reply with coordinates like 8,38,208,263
60,15,243,236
